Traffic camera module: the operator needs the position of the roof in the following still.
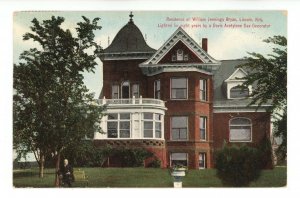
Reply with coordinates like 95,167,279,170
213,59,254,106
103,20,156,54
141,27,219,65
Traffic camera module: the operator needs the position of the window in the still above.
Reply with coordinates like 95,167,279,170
107,114,118,138
200,79,207,101
112,85,119,99
171,78,187,99
107,113,130,138
200,117,207,140
184,54,189,61
177,49,183,61
155,114,162,138
154,80,161,99
172,55,176,61
229,118,252,142
171,116,188,140
170,153,188,167
199,153,206,169
143,113,153,138
132,84,139,98
230,85,249,98
121,81,130,99
143,113,163,138
120,113,130,138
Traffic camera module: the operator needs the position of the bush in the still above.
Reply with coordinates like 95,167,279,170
147,158,161,168
215,144,261,187
110,147,154,167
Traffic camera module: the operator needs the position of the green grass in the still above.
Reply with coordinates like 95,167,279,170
13,166,286,188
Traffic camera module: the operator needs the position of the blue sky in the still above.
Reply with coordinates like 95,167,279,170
14,11,287,98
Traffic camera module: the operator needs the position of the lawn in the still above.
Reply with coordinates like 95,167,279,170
13,166,286,188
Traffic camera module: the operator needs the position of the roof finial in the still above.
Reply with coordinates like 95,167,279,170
129,11,134,23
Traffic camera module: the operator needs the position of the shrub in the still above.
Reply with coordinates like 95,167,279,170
147,158,161,168
215,144,261,187
109,147,154,167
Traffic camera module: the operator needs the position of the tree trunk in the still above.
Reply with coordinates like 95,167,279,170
54,153,61,187
39,154,45,178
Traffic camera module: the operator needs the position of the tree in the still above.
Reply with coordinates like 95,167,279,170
13,16,104,186
239,35,287,162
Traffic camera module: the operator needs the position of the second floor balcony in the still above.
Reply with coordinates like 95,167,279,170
96,96,166,109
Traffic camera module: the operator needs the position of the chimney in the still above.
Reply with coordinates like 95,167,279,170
202,38,208,52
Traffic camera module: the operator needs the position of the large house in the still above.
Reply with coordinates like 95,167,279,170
93,13,272,169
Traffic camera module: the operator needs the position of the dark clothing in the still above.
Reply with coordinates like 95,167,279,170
59,164,74,187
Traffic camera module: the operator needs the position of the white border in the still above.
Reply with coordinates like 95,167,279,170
2,1,299,198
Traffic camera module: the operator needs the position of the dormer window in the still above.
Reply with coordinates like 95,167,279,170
224,68,252,99
230,85,249,98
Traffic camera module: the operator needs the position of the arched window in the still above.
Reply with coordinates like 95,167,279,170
121,81,130,99
229,118,252,142
230,85,249,98
177,49,183,61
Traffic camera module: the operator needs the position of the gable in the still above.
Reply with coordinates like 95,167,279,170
225,68,248,82
158,40,203,64
141,27,219,65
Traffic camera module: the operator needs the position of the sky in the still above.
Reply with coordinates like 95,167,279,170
13,11,287,98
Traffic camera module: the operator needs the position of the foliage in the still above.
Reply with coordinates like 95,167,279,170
107,147,154,167
147,158,161,168
257,134,274,169
239,35,287,112
273,110,287,162
60,140,107,167
13,15,104,180
239,35,287,165
215,144,262,187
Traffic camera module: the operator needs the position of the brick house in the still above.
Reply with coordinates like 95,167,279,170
93,14,272,169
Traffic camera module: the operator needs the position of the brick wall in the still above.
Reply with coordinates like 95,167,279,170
102,59,149,99
213,112,271,149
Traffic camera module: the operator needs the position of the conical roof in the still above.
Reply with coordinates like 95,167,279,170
104,13,155,54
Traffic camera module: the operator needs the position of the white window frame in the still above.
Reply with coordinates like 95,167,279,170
111,84,119,99
200,116,207,141
171,116,188,141
200,79,207,101
119,113,131,138
107,113,118,138
177,49,184,61
199,153,206,169
107,113,131,138
229,85,250,99
121,81,130,99
142,113,163,139
229,117,252,142
132,83,140,98
170,78,188,100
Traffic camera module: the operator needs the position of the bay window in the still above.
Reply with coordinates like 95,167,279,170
171,78,187,99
